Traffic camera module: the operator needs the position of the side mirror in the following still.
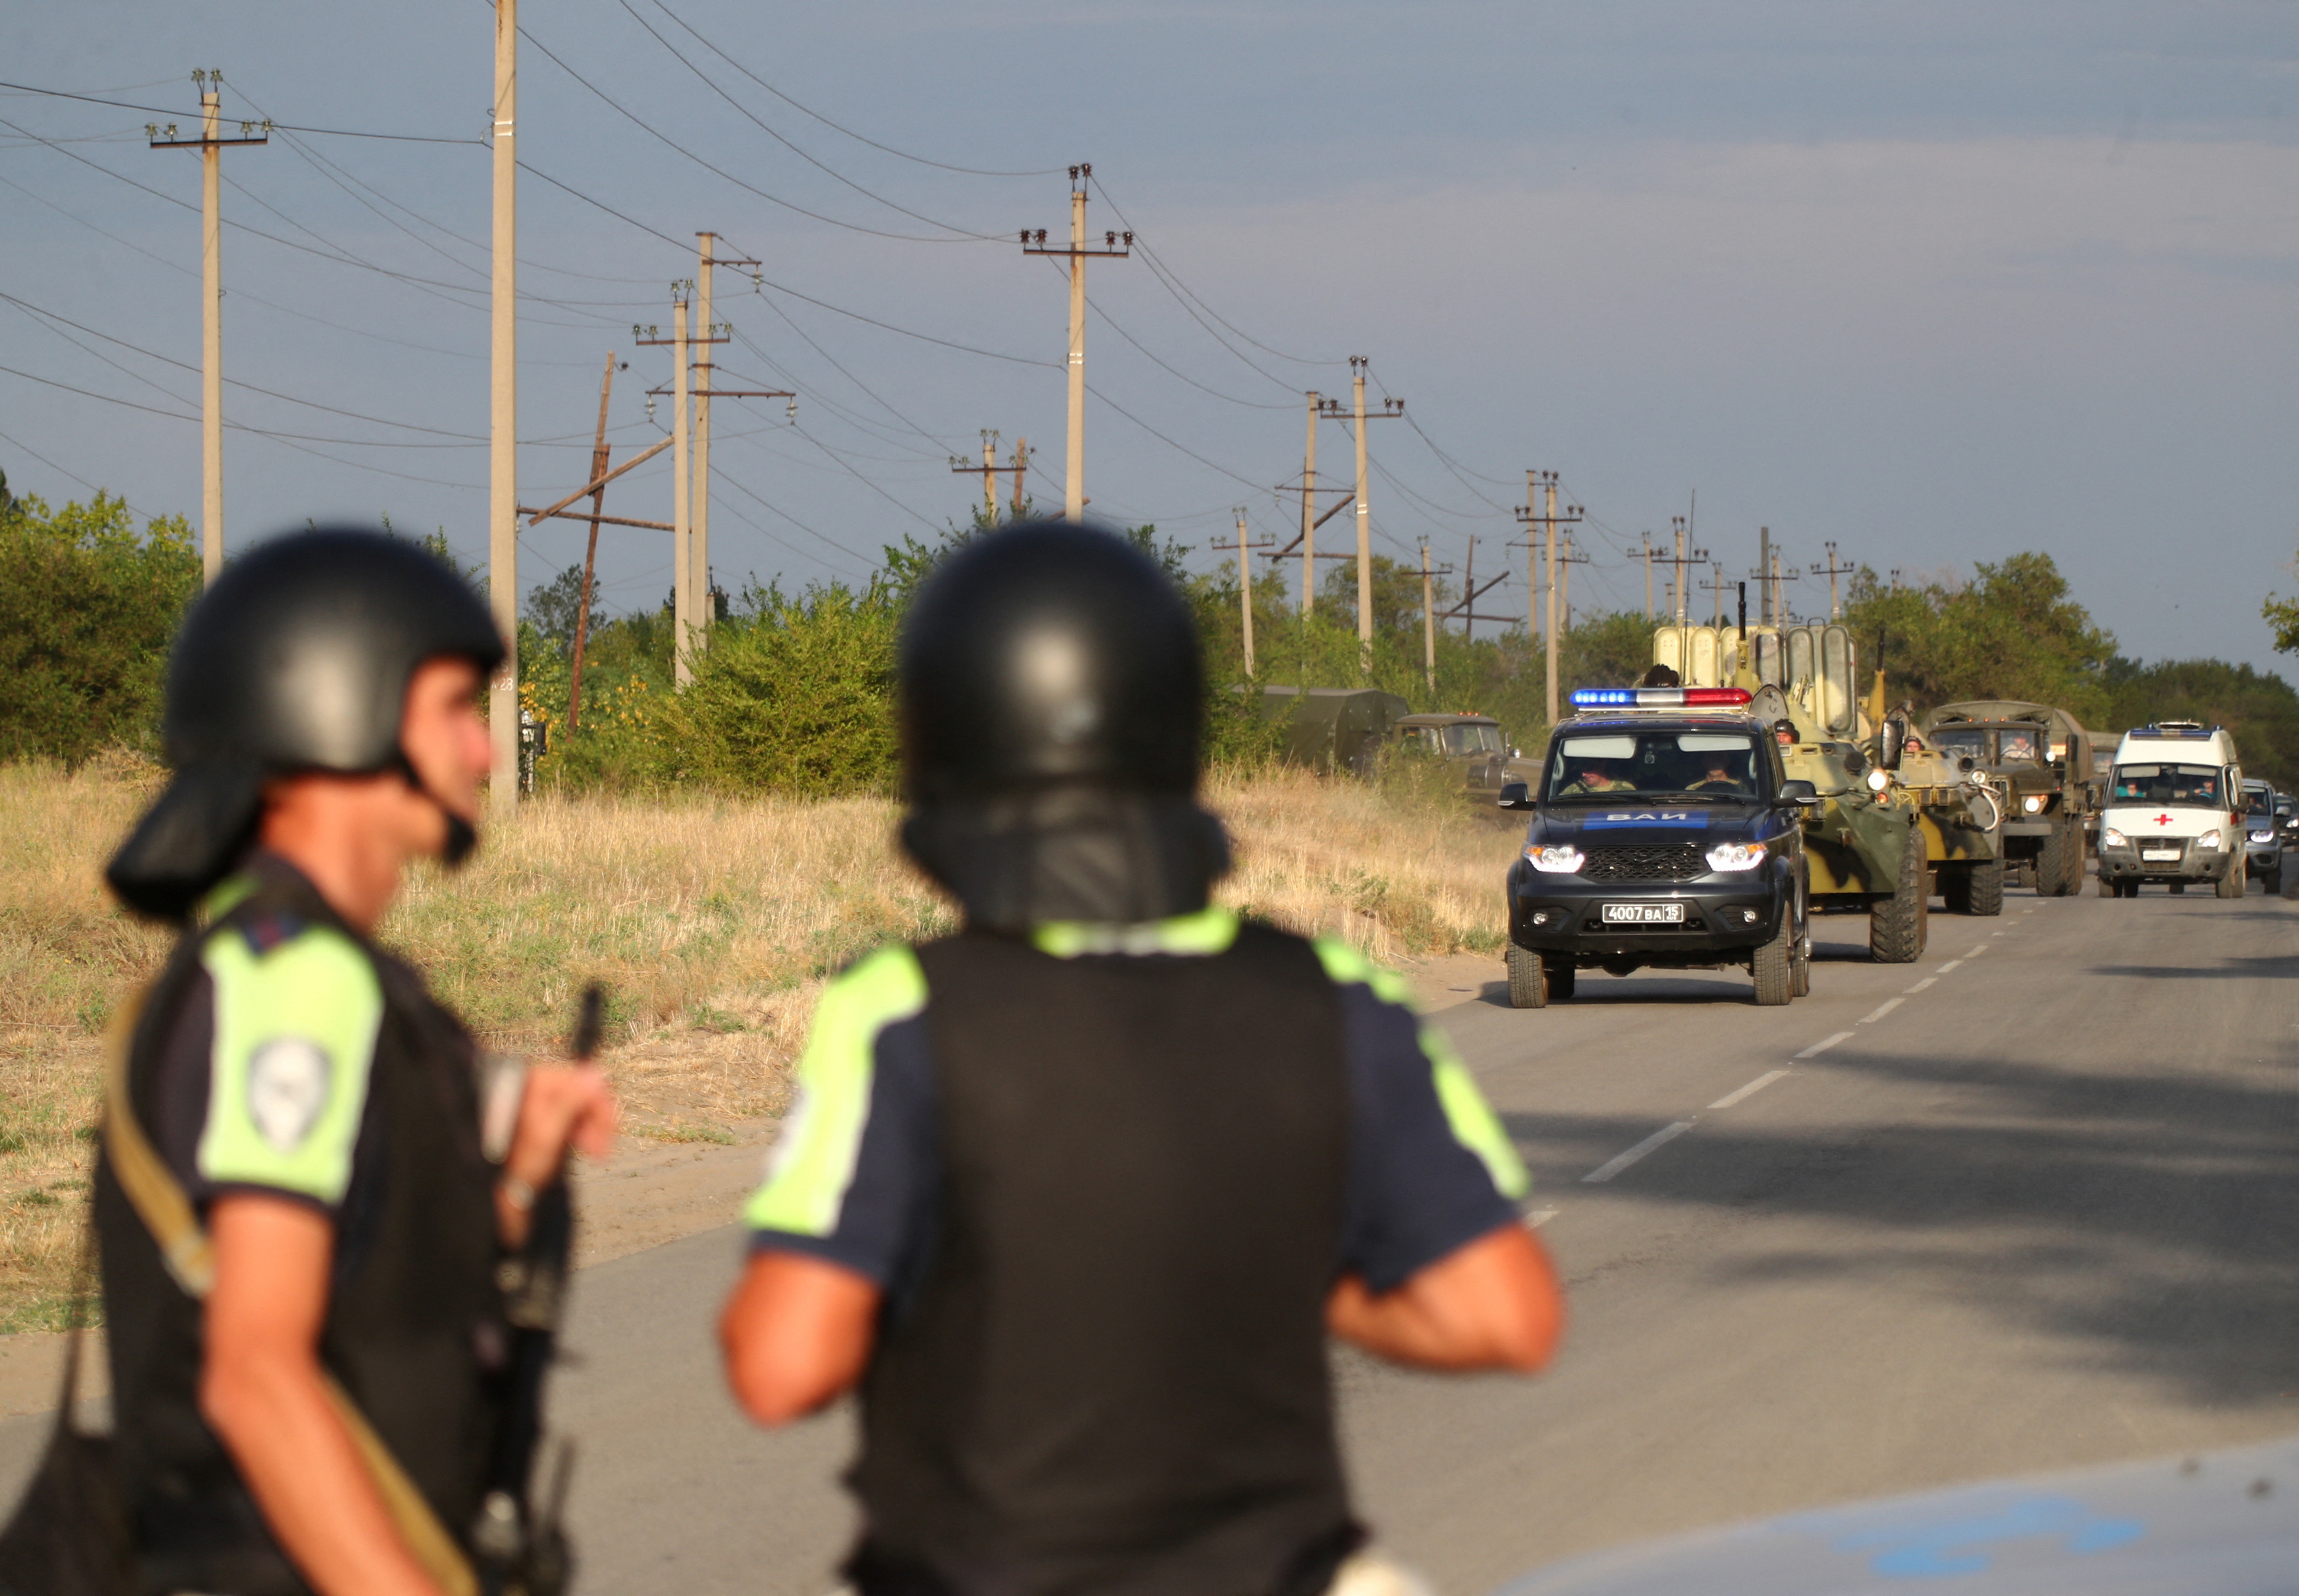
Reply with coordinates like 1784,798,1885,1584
1879,718,1906,772
1499,780,1533,811
1779,778,1822,809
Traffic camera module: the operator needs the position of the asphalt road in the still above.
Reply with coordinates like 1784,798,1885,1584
7,874,2294,1594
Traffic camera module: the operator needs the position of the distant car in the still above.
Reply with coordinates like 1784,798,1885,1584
1391,712,1529,804
2241,778,2282,893
2277,792,2298,852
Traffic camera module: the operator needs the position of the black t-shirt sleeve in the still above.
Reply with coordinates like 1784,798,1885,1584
1329,970,1528,1294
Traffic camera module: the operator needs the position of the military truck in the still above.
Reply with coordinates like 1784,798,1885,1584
1390,712,1530,805
1922,701,2097,896
1654,622,1948,960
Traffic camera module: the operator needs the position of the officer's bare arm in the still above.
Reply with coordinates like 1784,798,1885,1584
202,1194,447,1596
493,1061,619,1249
719,1250,880,1424
1326,1223,1564,1372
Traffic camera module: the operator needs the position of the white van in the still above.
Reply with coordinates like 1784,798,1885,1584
2096,723,2246,898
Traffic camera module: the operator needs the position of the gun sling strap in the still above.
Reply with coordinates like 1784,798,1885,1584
101,993,482,1596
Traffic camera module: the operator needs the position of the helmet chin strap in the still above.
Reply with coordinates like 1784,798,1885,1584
395,751,480,868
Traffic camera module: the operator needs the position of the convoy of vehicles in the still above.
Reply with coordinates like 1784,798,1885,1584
1390,711,1531,805
2095,724,2249,898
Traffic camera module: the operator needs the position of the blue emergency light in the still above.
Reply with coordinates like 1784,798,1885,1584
1571,687,1752,709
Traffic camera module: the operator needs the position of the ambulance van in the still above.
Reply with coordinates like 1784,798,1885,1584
2095,723,2247,898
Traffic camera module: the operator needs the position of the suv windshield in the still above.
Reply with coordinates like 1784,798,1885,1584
2112,764,2223,808
1545,728,1763,801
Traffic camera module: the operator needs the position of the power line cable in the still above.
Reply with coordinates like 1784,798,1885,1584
639,0,1060,178
0,80,478,143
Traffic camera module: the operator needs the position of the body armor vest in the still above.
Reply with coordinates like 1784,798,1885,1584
852,921,1358,1596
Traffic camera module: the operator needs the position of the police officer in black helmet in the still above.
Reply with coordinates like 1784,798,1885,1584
96,528,616,1596
720,522,1564,1596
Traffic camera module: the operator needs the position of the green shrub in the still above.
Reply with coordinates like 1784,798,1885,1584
0,493,198,763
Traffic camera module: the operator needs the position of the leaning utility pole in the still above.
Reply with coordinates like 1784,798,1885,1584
1810,539,1852,621
951,430,1003,524
148,70,267,586
489,1,521,805
568,351,616,734
1022,165,1129,519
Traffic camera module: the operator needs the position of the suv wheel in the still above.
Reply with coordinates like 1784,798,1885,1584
1753,919,1795,1005
1506,944,1549,1009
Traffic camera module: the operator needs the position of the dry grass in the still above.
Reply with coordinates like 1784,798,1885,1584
0,757,1517,1327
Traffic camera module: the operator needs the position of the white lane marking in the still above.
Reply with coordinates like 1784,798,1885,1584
1797,1031,1855,1059
1859,997,1904,1024
1969,943,1992,954
1583,1122,1696,1183
1522,1207,1559,1229
1709,1070,1790,1110
1938,960,1965,973
1906,977,1938,993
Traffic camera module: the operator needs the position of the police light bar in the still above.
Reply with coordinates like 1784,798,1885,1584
1571,687,1752,709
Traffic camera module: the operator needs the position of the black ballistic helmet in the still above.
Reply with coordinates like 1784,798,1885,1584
898,520,1229,930
106,527,505,922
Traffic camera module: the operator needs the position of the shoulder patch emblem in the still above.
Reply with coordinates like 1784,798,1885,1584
246,1037,333,1151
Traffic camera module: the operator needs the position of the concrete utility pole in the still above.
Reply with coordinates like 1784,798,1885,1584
1706,562,1729,628
688,233,758,647
1022,165,1129,519
951,430,1002,524
1811,539,1852,621
1239,512,1257,676
672,293,692,685
148,70,267,586
1643,533,1655,621
1300,392,1319,615
1307,364,1401,662
489,1,521,806
1513,471,1558,722
1417,544,1455,692
1758,526,1772,629
1010,437,1029,518
1558,528,1588,632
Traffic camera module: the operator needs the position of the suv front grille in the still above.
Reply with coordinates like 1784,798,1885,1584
1581,844,1707,883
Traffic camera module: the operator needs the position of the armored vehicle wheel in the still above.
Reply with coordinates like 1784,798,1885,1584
1869,823,1927,964
1505,944,1549,1008
1967,852,2005,916
1752,920,1794,1005
1542,957,1576,1000
2215,862,2246,899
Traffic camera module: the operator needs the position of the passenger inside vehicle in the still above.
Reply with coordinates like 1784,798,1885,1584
2112,764,2222,807
1931,728,1989,763
1548,732,1757,800
1998,728,2040,763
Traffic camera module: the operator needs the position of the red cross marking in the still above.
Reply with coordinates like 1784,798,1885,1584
2152,813,2173,825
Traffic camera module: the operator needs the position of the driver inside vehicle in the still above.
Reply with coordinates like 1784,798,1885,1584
1561,758,1638,795
1687,757,1750,794
1998,728,2039,763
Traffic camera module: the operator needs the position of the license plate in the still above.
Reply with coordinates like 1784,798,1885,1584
1601,902,1685,924
2141,848,2181,862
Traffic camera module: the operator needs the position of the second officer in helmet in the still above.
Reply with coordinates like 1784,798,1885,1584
722,521,1564,1596
97,528,616,1596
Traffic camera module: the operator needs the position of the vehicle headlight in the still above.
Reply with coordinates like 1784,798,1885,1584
2022,794,2045,814
2102,828,2127,848
1525,843,1585,873
2197,829,2223,851
1706,840,1769,873
2249,829,2275,843
1864,768,1889,793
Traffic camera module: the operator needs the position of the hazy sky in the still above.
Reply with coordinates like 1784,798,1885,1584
3,2,2294,669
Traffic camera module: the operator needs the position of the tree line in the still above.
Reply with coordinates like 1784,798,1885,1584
7,474,2299,793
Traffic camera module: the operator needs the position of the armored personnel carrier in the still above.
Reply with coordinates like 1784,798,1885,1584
1655,622,1937,959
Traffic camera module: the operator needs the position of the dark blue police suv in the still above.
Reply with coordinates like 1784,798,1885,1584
1499,687,1816,1009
